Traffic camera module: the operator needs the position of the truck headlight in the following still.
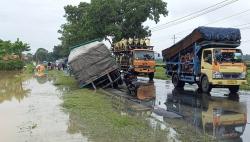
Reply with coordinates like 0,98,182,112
239,72,246,79
213,71,223,79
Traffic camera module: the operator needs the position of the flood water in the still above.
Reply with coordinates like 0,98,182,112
151,78,250,142
0,71,250,142
0,72,87,142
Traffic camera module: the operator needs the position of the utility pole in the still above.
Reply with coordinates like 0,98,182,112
172,35,177,44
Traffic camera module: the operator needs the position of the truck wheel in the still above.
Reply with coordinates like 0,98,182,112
228,86,239,93
148,73,154,81
201,76,212,93
172,74,185,88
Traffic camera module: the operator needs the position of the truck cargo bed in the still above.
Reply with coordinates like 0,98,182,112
162,26,241,61
68,41,122,89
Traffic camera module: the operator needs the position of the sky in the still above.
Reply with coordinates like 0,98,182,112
0,0,250,54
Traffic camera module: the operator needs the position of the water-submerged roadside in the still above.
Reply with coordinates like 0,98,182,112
50,70,217,142
0,70,218,142
50,70,171,142
0,71,85,142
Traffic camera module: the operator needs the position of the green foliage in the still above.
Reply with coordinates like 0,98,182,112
53,45,69,59
34,48,49,63
0,60,24,70
154,66,169,80
240,70,250,90
12,38,30,59
25,53,34,63
0,38,30,59
24,63,35,73
48,70,78,89
55,0,168,57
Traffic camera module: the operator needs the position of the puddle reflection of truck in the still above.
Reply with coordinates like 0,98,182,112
112,38,156,81
162,27,248,93
165,89,247,139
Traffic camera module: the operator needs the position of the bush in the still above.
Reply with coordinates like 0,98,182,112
0,60,25,70
24,63,35,73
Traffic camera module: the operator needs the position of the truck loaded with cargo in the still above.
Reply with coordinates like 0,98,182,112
112,38,156,81
162,26,248,93
68,40,123,89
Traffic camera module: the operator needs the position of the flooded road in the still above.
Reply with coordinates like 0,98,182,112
151,78,250,142
0,71,249,142
0,72,86,142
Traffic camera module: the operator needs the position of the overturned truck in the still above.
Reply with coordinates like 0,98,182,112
68,40,122,89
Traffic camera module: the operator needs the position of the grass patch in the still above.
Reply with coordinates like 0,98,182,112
154,66,170,80
50,70,169,141
23,63,35,74
48,70,78,89
240,70,250,90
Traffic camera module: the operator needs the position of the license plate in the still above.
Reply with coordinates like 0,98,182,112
227,80,237,84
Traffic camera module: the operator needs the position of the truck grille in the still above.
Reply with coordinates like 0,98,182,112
222,73,241,79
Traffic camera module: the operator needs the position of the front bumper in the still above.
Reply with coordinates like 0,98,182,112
211,79,248,86
134,68,155,73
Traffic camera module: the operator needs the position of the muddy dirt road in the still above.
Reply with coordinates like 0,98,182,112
0,71,249,142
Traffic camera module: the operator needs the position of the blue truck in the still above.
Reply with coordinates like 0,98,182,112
162,27,248,93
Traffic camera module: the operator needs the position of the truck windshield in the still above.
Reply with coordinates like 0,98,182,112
213,49,243,63
134,51,154,60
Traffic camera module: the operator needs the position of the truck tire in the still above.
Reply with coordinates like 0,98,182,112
201,76,212,93
148,72,154,81
228,85,239,93
172,74,185,88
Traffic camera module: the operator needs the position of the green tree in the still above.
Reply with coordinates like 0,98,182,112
56,0,168,56
25,53,34,63
0,39,11,58
0,38,30,60
12,38,30,59
34,48,48,64
53,45,69,59
47,52,56,62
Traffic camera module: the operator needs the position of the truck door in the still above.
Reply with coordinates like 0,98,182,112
201,50,213,81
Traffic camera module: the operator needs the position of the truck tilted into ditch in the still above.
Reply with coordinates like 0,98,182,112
68,40,122,89
162,27,248,93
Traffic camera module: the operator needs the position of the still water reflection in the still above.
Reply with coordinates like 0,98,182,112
165,88,246,140
0,72,87,142
0,71,30,103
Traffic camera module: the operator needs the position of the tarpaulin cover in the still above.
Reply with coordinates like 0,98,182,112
68,41,119,84
196,26,241,41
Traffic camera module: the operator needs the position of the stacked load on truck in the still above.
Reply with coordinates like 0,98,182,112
162,26,247,94
68,40,122,89
112,37,151,52
162,26,241,61
112,37,156,81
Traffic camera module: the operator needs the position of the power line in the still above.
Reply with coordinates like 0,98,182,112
241,39,250,43
240,26,250,30
152,21,250,46
150,0,232,30
150,0,239,32
173,8,250,36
